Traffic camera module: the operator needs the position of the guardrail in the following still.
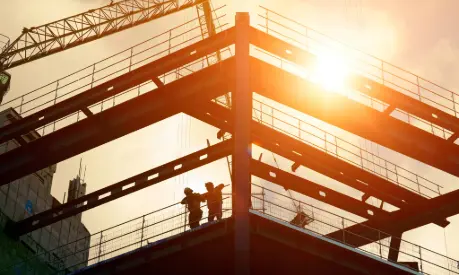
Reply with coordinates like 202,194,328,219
2,184,457,275
0,196,233,275
213,96,442,198
0,5,232,139
256,6,457,140
251,184,459,275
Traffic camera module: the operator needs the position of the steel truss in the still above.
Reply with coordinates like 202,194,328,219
0,0,208,70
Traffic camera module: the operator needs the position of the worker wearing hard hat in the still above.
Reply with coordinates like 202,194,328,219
181,187,204,229
203,182,225,222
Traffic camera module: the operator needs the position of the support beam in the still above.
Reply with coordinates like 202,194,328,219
249,26,459,139
7,140,232,237
0,27,235,146
249,56,459,178
388,234,402,262
0,58,234,186
233,12,251,275
187,100,428,209
251,159,390,220
185,100,449,228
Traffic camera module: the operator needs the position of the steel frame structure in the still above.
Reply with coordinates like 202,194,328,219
249,27,459,177
0,29,236,186
6,140,232,237
2,12,459,273
0,0,209,71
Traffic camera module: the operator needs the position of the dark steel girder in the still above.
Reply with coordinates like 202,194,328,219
187,99,425,209
185,99,448,228
249,56,459,178
7,140,232,237
326,187,459,248
0,57,235,186
249,26,459,143
0,27,235,146
251,159,389,220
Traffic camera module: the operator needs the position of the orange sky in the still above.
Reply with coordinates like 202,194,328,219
1,0,459,262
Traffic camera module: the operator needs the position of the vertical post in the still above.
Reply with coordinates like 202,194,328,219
140,215,145,247
233,12,251,275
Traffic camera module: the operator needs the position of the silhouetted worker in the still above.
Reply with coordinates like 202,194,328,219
203,182,225,222
181,187,203,229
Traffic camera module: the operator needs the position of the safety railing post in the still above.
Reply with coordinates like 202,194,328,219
97,231,103,264
416,76,422,101
183,206,187,233
342,217,345,244
298,119,301,140
419,246,423,272
19,96,24,115
168,30,172,55
140,215,145,247
378,231,382,258
54,81,59,105
129,48,134,72
90,64,96,89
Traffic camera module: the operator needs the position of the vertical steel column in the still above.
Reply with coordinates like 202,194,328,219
233,12,251,275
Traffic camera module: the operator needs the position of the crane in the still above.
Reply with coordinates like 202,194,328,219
0,0,218,103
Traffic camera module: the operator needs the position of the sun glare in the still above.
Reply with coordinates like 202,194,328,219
310,51,351,93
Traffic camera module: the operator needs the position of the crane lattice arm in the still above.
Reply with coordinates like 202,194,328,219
0,0,207,71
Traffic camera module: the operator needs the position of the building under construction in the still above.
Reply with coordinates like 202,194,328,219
0,0,459,274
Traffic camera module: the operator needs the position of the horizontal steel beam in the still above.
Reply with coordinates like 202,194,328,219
7,140,232,237
249,26,459,142
0,57,235,186
326,187,459,247
0,27,235,145
186,100,449,229
187,100,428,209
348,75,459,138
249,56,459,178
251,159,390,220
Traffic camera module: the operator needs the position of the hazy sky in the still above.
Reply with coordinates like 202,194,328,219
1,0,459,262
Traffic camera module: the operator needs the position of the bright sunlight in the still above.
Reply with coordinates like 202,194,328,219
310,50,351,94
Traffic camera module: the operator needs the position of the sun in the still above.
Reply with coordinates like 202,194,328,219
310,50,351,94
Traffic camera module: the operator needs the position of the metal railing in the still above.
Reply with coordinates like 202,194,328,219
3,184,458,275
0,5,232,138
256,6,458,140
213,96,442,198
250,184,459,275
0,197,233,275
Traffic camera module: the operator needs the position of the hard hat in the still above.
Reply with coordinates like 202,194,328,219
184,187,193,195
205,182,214,188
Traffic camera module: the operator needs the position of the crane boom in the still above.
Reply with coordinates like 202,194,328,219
0,0,207,71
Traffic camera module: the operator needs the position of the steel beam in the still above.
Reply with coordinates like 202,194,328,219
187,100,427,209
249,26,459,143
185,100,449,228
326,187,459,247
249,57,459,178
0,27,235,146
0,57,235,186
233,12,251,275
251,159,390,220
388,234,402,262
348,75,459,139
7,140,232,237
